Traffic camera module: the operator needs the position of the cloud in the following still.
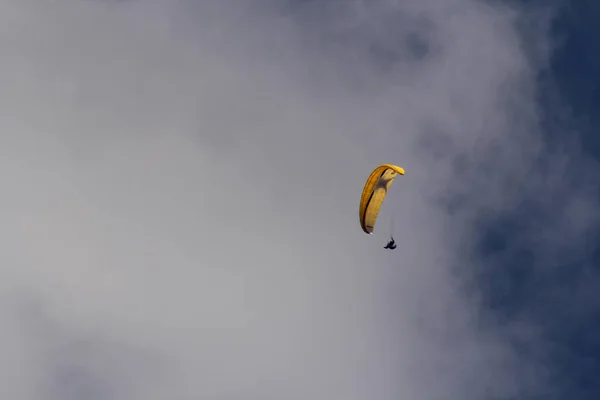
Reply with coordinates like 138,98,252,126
0,0,592,399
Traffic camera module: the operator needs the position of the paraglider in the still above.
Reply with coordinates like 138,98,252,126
358,163,404,248
384,237,397,250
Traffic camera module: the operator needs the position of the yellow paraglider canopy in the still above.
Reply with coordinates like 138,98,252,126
359,164,405,234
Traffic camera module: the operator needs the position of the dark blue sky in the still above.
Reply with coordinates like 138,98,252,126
477,1,600,398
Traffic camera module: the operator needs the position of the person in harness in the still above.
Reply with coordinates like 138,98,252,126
384,237,396,250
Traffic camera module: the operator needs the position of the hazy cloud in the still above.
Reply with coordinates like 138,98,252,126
0,0,593,399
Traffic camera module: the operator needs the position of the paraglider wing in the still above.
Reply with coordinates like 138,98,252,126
359,164,405,234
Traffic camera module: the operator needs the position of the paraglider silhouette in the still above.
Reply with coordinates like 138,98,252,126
383,237,396,250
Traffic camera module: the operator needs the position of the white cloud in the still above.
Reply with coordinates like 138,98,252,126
0,0,586,399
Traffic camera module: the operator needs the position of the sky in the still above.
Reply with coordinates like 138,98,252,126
0,0,598,399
